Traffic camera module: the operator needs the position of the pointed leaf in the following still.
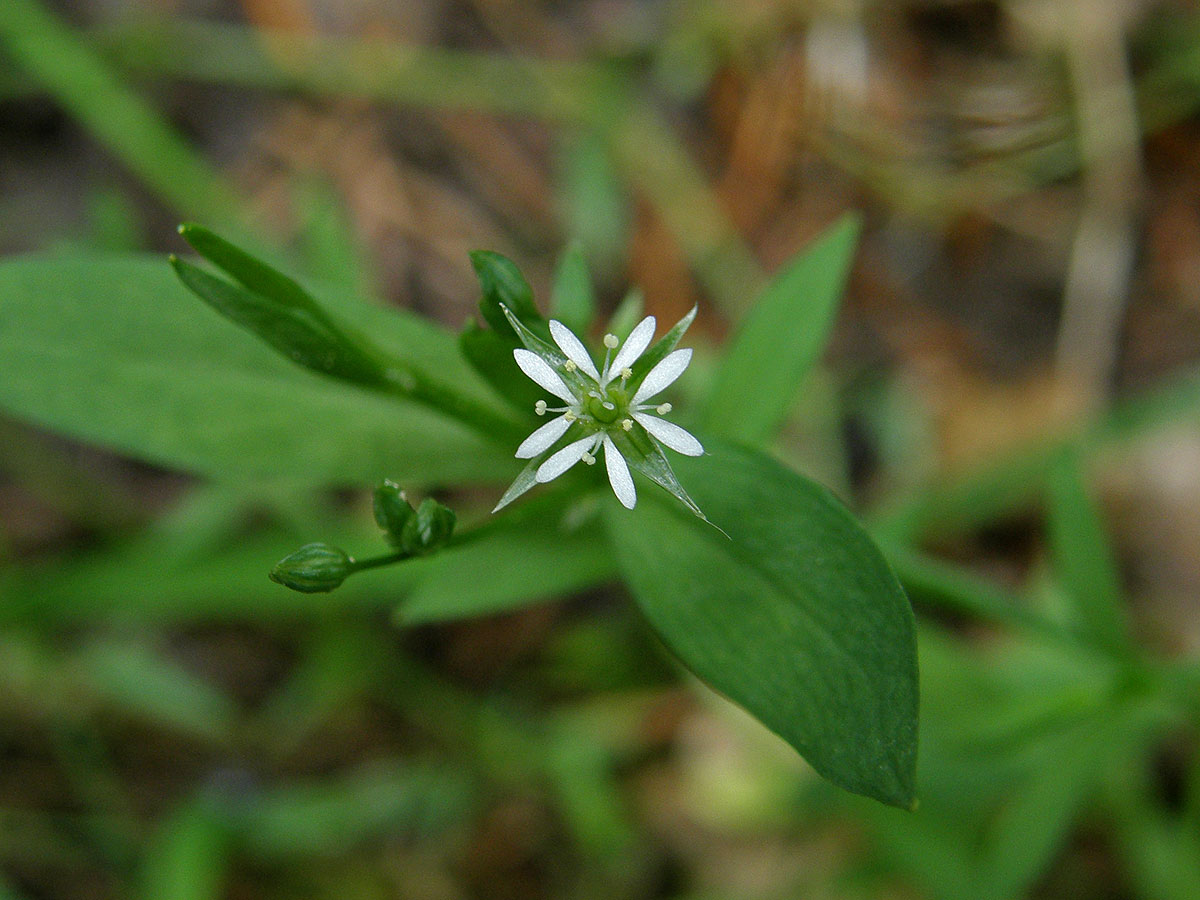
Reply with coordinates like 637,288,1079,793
550,242,596,334
1045,450,1131,654
702,214,859,443
170,256,384,386
604,440,918,807
178,222,329,320
0,254,510,485
471,250,541,338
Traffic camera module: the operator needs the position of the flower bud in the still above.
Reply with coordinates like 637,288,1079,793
400,498,456,555
269,543,352,593
373,480,415,549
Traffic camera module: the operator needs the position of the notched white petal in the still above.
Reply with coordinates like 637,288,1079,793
609,315,656,379
535,435,596,483
515,415,571,458
633,348,692,403
514,349,574,402
549,320,600,381
634,413,704,456
602,436,637,509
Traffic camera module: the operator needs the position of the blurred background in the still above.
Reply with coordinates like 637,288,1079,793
3,0,1200,898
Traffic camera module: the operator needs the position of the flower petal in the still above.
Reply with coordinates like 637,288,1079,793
515,415,572,458
549,320,600,381
602,435,637,509
608,315,657,379
632,348,692,403
633,414,704,456
535,435,596,483
514,349,574,402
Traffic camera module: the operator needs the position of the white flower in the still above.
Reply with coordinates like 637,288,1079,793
496,307,704,512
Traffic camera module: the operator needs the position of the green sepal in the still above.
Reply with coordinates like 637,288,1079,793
459,319,545,411
492,457,542,513
373,480,416,549
169,256,386,386
400,498,457,555
625,305,697,398
270,543,352,593
470,250,542,339
608,424,714,527
499,303,563,363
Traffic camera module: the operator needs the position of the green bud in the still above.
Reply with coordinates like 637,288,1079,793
400,498,456,555
373,480,415,549
270,543,352,593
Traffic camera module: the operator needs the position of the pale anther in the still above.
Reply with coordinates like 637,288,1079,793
603,334,619,349
620,367,633,380
563,359,577,372
621,419,633,431
535,400,547,416
582,452,596,465
564,410,577,422
656,403,672,415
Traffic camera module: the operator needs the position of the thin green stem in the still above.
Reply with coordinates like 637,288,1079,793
378,366,526,446
347,550,409,573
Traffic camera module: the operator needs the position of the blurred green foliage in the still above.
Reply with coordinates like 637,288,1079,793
2,1,1200,899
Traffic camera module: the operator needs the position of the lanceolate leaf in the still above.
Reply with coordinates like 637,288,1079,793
605,440,918,807
170,256,385,386
0,254,510,485
550,242,596,334
703,214,860,444
471,250,542,339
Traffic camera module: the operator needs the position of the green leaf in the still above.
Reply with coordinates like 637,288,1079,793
550,241,596,333
471,250,541,338
178,222,333,322
604,440,918,807
0,0,239,223
170,256,385,386
139,797,230,900
0,254,511,485
459,319,544,410
702,214,860,443
229,762,473,860
77,639,238,741
1045,449,1131,654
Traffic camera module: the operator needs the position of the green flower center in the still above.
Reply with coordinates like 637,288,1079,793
586,393,622,424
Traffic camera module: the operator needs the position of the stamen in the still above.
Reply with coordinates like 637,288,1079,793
603,334,619,349
656,403,672,415
534,400,547,416
563,359,577,373
581,452,596,465
620,367,633,381
564,410,578,422
621,419,633,431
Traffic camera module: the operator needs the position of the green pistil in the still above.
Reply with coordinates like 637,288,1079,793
586,394,621,424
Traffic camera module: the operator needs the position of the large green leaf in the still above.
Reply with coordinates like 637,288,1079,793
702,214,859,443
604,440,917,807
0,254,510,484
